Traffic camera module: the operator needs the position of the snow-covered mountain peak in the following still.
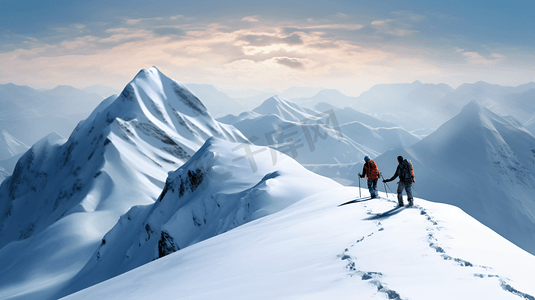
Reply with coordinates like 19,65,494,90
449,100,533,140
110,67,209,126
460,99,484,113
252,95,316,122
0,67,249,299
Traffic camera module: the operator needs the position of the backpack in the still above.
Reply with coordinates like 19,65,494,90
400,159,415,183
365,160,381,179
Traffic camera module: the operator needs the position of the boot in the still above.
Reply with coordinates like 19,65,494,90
397,201,404,207
407,199,414,207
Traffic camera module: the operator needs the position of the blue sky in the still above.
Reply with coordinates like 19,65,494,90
1,0,534,95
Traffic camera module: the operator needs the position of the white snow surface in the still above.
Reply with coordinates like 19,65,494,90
0,67,246,300
64,178,535,300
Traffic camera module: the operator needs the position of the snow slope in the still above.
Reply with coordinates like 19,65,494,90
64,179,535,299
54,137,341,299
0,67,246,300
375,100,535,255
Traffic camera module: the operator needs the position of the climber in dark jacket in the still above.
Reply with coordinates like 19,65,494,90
383,155,414,207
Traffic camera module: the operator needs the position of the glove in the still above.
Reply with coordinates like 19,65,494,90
358,173,363,178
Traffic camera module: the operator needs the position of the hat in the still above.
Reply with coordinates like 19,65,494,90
397,155,403,162
364,156,370,162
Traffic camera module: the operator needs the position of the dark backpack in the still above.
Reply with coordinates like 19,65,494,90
400,159,415,183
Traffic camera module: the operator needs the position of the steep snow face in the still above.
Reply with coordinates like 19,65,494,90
63,190,535,300
0,130,29,161
53,138,341,299
375,100,535,255
0,67,246,299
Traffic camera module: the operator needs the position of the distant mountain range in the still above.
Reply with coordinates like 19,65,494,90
0,83,109,145
217,96,420,170
2,79,534,147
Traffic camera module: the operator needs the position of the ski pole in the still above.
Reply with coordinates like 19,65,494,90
382,175,393,196
358,173,361,198
383,177,389,199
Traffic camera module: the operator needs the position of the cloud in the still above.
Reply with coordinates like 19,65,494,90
392,11,425,22
241,33,303,47
0,16,456,94
299,24,364,31
371,19,394,26
153,27,185,36
371,11,422,37
124,17,165,26
274,57,306,69
462,51,504,65
242,16,259,22
99,28,153,44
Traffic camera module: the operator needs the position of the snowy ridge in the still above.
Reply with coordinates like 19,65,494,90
54,138,341,298
64,188,535,300
0,67,246,300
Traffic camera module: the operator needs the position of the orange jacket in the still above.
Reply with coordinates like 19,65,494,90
362,160,381,179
